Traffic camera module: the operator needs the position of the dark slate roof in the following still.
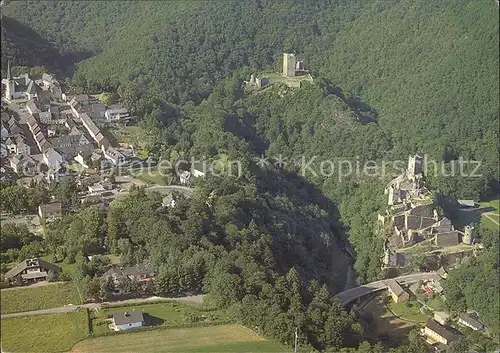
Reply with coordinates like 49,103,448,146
69,126,84,135
50,135,88,149
80,113,100,136
5,258,62,279
26,100,41,113
92,103,106,112
37,91,52,106
122,262,155,276
112,311,144,325
39,201,62,215
26,114,38,127
104,262,155,278
74,94,90,102
434,231,460,245
425,319,457,342
10,154,35,166
459,313,484,330
16,136,28,146
433,217,453,233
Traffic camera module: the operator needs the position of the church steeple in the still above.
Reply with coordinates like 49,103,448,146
7,61,12,80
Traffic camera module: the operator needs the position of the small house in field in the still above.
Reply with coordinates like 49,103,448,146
111,311,144,331
5,258,61,284
386,279,409,303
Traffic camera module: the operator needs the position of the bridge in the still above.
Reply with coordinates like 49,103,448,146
335,272,438,306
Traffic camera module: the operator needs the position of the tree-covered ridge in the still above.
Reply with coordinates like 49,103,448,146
35,172,356,349
311,0,499,169
0,0,498,349
3,0,498,194
443,226,500,338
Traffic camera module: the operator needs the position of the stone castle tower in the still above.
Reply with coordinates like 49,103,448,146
407,154,423,177
283,53,296,77
463,225,474,244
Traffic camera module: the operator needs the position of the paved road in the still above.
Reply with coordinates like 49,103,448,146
1,294,204,319
145,185,194,197
117,184,194,198
335,272,438,306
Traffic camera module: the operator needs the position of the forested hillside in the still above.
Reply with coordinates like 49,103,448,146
1,0,499,350
3,0,498,196
3,0,498,280
443,226,499,338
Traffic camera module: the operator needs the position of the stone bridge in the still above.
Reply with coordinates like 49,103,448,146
335,272,438,306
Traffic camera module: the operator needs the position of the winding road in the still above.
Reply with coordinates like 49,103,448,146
145,185,194,197
0,294,204,319
335,272,438,306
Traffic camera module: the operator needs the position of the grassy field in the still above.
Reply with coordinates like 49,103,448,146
68,162,97,175
1,282,82,314
264,71,314,83
109,124,142,146
133,168,168,185
479,198,499,230
91,92,112,105
1,311,89,353
480,199,500,210
92,301,226,335
417,293,445,311
387,300,428,323
40,255,78,275
72,324,286,353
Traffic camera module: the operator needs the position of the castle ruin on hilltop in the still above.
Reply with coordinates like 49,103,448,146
283,53,306,77
379,155,475,269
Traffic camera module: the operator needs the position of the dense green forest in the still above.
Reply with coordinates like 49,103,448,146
3,0,497,198
1,0,499,350
443,226,500,339
2,0,498,291
3,0,498,180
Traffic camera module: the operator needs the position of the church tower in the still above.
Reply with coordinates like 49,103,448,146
5,62,15,100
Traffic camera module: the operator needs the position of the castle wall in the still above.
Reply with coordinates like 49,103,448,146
409,204,434,217
434,231,460,247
